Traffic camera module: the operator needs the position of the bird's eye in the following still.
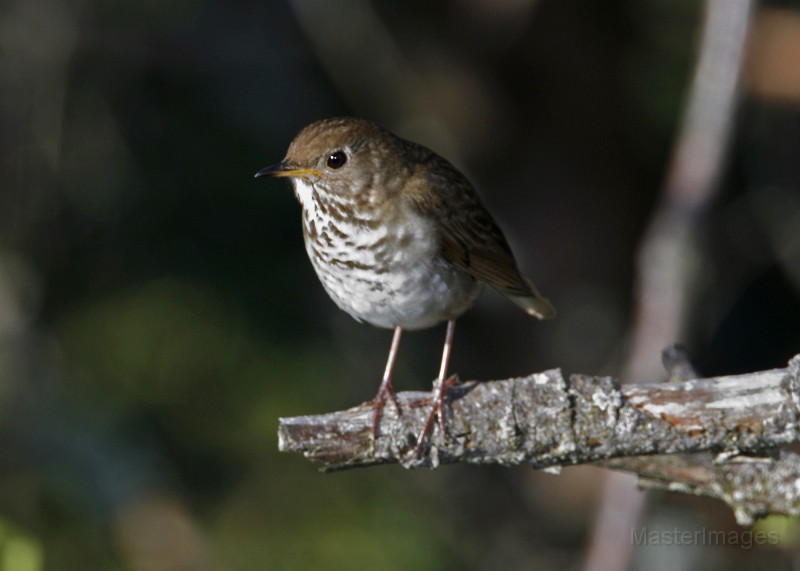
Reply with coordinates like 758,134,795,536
326,150,347,169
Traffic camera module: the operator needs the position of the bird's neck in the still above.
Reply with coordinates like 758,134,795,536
293,179,387,241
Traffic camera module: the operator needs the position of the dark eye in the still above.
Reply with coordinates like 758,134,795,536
327,150,347,169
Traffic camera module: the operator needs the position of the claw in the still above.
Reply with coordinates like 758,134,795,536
414,373,459,455
371,326,404,440
371,379,402,439
413,319,458,457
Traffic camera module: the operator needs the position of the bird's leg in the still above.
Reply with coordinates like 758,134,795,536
415,319,458,454
371,326,403,439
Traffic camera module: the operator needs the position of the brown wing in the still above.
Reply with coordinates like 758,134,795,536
403,149,555,319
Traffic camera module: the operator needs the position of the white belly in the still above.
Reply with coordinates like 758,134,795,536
299,189,483,330
310,243,484,330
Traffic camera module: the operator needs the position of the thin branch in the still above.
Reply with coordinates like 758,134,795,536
624,0,754,388
602,452,800,526
588,1,755,566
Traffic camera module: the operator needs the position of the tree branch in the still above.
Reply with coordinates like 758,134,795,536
278,353,800,523
601,453,800,525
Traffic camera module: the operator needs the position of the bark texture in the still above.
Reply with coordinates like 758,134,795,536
278,354,800,524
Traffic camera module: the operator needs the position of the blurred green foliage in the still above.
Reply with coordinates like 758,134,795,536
0,518,43,571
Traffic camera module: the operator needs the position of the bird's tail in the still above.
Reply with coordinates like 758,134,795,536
506,279,556,319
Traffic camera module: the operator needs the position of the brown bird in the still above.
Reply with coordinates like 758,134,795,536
256,117,555,453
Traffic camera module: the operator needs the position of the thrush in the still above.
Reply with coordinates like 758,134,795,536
256,117,555,454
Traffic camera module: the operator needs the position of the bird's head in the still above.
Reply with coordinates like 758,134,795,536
255,117,409,209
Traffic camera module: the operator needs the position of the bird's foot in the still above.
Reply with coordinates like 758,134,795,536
370,378,402,440
414,373,460,456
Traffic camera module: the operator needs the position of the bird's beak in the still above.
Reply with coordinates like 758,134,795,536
254,162,320,179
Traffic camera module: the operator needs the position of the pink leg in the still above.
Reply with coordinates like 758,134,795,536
415,319,458,454
371,326,403,438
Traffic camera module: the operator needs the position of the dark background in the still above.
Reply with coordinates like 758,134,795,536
2,0,800,569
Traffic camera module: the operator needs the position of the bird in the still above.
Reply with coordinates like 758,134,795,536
255,117,555,453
